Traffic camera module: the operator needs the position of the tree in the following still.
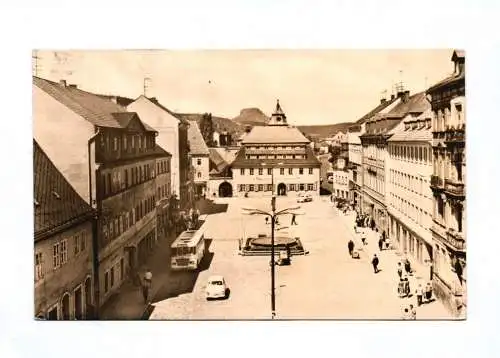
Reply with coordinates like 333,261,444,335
328,145,341,163
199,113,215,146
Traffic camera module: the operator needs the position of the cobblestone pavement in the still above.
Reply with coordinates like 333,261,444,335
149,196,453,320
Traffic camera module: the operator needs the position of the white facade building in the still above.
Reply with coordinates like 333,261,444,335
387,108,433,279
187,120,210,197
231,101,321,198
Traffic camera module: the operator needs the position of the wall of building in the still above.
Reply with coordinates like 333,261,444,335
232,167,320,197
34,220,94,319
33,85,95,203
127,97,181,197
332,170,351,199
192,156,209,184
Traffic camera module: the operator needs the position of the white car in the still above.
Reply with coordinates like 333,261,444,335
297,192,313,203
205,275,228,300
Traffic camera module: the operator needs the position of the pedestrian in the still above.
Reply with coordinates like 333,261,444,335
142,268,153,304
291,213,297,226
348,240,354,257
382,230,386,242
398,278,406,298
361,233,366,246
415,283,424,306
378,237,383,251
372,254,379,273
404,277,410,297
397,262,403,279
409,304,417,320
404,259,412,275
425,282,433,302
265,217,269,225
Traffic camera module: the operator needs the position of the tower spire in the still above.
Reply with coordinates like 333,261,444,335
268,99,287,126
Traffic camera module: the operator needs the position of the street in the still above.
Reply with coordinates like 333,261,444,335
149,196,452,320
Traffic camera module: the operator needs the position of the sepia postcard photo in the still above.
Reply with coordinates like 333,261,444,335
32,49,466,321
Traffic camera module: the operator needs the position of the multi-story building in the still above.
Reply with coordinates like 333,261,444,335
34,140,95,320
188,120,210,198
360,90,428,235
33,77,165,310
127,96,191,208
231,101,321,197
331,152,351,200
155,145,172,241
427,50,466,316
348,96,401,211
387,105,434,279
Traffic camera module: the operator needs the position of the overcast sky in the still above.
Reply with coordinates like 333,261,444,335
35,49,455,125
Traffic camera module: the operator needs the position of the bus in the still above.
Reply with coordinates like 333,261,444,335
170,225,206,271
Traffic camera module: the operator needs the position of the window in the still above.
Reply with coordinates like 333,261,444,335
299,168,304,175
120,258,124,281
308,168,313,174
307,184,314,191
290,184,295,191
104,272,109,293
113,137,118,151
267,184,273,191
123,135,128,150
60,240,68,266
258,168,263,175
197,158,201,165
35,252,44,281
280,168,284,175
267,168,272,175
240,168,245,175
288,168,293,175
258,184,263,192
74,234,81,256
249,168,254,175
197,172,201,178
239,184,246,192
249,184,255,192
110,267,115,288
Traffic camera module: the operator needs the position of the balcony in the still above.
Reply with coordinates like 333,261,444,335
430,175,444,190
445,229,466,252
444,127,465,144
445,179,465,198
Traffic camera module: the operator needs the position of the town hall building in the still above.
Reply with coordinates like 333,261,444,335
231,100,321,197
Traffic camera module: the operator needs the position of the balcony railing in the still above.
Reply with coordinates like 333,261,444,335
430,175,444,188
444,127,465,143
445,179,465,197
445,229,466,251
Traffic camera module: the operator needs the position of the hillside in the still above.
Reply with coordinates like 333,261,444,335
232,108,269,127
177,113,243,136
297,122,354,139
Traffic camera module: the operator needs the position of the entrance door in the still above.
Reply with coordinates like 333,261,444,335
278,183,287,196
218,182,233,197
74,286,82,320
47,306,58,320
61,293,70,320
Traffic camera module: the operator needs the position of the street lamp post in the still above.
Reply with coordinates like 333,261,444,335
242,203,300,319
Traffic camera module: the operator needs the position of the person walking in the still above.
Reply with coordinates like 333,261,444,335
409,304,417,320
397,262,403,279
348,240,355,257
398,277,406,298
142,268,153,304
372,254,379,273
291,213,298,226
404,258,412,275
415,283,424,306
378,237,384,251
404,277,410,297
425,282,433,303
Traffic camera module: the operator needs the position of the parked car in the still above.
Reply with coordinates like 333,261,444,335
205,275,228,300
297,192,313,203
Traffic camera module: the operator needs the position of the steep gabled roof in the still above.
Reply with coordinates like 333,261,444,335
153,144,172,157
386,92,428,117
242,125,310,144
111,112,156,132
143,96,190,125
34,77,125,128
355,96,400,124
209,148,228,172
187,120,210,156
34,139,94,242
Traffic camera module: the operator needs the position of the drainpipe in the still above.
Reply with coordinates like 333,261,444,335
88,129,100,319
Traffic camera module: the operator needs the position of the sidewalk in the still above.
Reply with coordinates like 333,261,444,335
333,206,454,319
100,231,176,320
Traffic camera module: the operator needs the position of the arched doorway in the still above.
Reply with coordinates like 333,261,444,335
277,183,287,196
84,277,92,319
61,293,70,320
218,182,233,197
74,286,82,320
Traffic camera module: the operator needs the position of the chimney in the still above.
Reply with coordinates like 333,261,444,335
59,79,67,87
391,94,395,100
380,98,387,104
403,90,410,103
68,84,77,89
